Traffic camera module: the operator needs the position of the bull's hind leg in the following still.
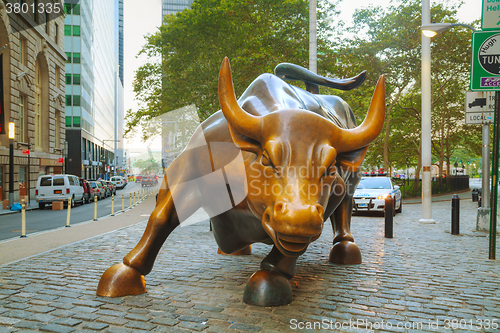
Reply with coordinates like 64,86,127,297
97,181,194,297
243,246,297,306
329,195,362,264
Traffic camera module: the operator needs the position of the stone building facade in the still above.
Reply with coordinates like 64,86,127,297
0,0,66,204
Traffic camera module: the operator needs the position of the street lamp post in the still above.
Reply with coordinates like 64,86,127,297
8,122,14,208
419,18,477,224
420,0,434,223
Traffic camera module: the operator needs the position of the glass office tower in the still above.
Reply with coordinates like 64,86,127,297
64,0,124,179
162,0,194,20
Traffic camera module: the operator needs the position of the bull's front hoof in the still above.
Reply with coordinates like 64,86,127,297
96,263,147,297
329,241,362,264
243,270,292,306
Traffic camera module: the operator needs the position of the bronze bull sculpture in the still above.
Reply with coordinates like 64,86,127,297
97,58,385,306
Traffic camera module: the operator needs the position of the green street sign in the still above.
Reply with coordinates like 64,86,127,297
471,31,500,91
482,0,500,30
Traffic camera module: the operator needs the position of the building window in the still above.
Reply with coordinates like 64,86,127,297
72,53,80,64
73,95,81,106
64,25,71,36
55,23,58,44
73,116,80,127
55,110,60,148
65,95,72,106
73,26,80,36
65,52,71,63
44,12,48,33
55,66,60,88
73,74,80,85
66,116,71,127
19,96,26,143
64,3,72,14
33,0,38,22
19,37,26,65
34,59,41,148
72,4,80,15
65,73,72,85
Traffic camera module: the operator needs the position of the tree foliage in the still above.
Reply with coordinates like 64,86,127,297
127,0,482,180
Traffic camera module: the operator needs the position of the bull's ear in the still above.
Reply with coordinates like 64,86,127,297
336,146,369,172
227,124,262,154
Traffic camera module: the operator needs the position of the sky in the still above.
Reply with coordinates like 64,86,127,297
122,0,482,149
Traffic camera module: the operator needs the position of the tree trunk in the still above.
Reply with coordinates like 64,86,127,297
414,147,422,194
383,88,404,173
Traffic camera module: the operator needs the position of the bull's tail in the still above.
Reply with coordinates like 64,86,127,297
274,63,366,94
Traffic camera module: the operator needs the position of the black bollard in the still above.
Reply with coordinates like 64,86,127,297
451,194,460,235
384,196,393,238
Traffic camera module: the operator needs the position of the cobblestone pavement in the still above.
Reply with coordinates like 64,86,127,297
0,198,499,332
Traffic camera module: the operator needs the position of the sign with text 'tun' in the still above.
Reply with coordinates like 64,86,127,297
471,31,500,91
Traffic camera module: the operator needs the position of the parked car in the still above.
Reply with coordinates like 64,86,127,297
352,176,402,215
105,181,117,196
141,174,157,187
110,176,126,189
98,180,111,197
36,174,85,209
89,181,105,200
79,178,94,204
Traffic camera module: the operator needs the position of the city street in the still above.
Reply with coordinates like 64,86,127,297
0,187,499,332
0,182,151,242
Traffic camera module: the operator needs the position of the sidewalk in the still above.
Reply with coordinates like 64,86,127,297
403,189,473,204
0,199,39,216
0,193,499,333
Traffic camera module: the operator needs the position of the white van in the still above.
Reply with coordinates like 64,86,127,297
110,176,126,189
35,174,85,209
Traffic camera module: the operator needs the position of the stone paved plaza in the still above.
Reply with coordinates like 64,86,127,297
0,197,499,332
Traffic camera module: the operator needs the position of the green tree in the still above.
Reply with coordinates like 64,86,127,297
324,0,481,183
127,0,335,139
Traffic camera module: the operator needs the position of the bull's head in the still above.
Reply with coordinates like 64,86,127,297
218,58,385,257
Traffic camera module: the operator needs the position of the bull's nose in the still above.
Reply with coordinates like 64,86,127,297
273,202,324,220
271,201,324,237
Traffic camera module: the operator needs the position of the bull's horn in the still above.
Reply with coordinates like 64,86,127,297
337,75,386,153
218,57,262,140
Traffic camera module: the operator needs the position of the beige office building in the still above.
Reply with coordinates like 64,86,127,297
0,0,66,205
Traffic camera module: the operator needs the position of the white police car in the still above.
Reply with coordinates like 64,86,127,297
353,177,402,214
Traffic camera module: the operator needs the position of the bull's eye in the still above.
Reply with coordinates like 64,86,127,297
261,151,274,168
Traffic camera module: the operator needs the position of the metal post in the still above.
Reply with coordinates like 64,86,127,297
93,195,98,221
20,199,26,238
482,123,490,209
66,197,71,227
385,196,393,238
27,142,30,205
129,192,132,208
420,0,435,224
451,194,460,235
309,0,317,74
122,193,124,212
9,138,14,208
134,192,136,206
489,91,499,260
111,194,115,216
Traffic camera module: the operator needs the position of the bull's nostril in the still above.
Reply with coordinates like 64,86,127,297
263,212,271,224
274,202,285,215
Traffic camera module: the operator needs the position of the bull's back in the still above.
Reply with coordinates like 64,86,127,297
238,74,357,129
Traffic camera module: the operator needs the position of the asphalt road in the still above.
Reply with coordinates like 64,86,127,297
0,181,156,242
